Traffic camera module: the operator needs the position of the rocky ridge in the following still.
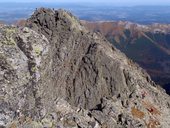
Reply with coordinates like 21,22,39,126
81,20,170,35
82,20,170,94
0,8,170,128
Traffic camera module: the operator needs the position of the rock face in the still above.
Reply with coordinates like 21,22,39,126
82,21,170,94
0,8,170,128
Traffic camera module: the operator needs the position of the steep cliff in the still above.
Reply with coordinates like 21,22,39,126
0,8,170,128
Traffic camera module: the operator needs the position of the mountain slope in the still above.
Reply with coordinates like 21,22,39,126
82,21,170,94
0,8,170,128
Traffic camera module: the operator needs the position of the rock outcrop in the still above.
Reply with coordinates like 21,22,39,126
82,21,170,94
0,8,170,128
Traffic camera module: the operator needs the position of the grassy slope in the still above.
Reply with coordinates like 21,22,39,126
107,30,170,94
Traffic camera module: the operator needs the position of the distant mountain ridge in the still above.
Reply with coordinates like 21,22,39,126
2,4,170,24
82,21,170,94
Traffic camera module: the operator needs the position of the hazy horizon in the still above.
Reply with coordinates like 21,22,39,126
0,0,170,6
1,1,170,25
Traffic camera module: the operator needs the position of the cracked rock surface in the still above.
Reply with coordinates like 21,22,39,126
0,8,170,128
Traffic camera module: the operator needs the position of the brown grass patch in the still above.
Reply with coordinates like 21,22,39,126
147,119,160,128
131,107,145,119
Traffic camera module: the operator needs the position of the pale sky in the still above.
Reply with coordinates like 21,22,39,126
0,0,170,6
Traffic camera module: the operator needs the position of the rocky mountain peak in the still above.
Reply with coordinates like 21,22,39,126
26,8,86,39
0,8,170,128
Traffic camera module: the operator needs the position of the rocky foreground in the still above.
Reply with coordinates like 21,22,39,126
0,8,170,128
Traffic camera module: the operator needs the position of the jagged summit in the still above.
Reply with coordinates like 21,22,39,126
26,8,86,38
0,8,170,128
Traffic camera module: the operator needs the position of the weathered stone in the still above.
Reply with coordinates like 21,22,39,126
0,8,170,128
